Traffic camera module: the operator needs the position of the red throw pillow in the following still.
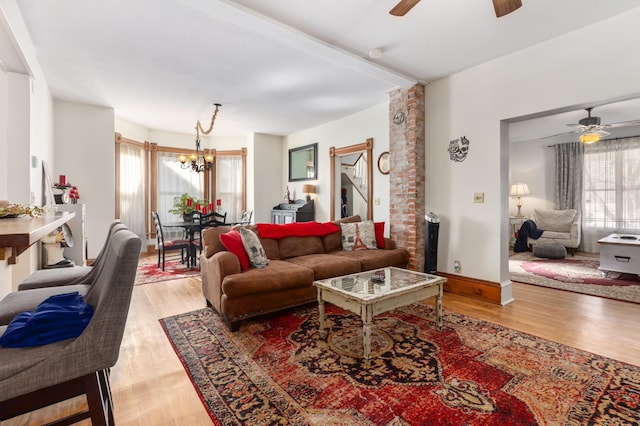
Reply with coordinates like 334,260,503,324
374,222,385,249
219,230,250,271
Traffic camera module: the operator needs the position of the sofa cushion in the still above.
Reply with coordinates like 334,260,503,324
239,228,269,268
243,225,280,260
278,236,325,259
286,254,361,280
374,222,385,249
322,215,362,253
219,230,250,271
203,226,233,258
534,209,577,232
0,284,90,326
221,260,314,298
539,231,571,240
332,248,410,271
341,221,377,251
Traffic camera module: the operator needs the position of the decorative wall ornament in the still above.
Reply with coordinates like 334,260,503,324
448,136,470,162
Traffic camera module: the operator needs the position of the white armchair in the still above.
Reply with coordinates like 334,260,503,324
527,209,581,255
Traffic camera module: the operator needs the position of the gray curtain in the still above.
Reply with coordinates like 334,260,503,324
554,142,584,210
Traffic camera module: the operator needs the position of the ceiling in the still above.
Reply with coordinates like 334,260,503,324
12,0,640,138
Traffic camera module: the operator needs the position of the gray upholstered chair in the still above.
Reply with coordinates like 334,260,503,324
0,228,142,425
18,221,125,291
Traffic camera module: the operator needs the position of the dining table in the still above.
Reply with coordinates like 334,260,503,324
163,220,226,269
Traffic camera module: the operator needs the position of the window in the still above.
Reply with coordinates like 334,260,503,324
115,135,146,240
216,154,243,222
583,137,640,232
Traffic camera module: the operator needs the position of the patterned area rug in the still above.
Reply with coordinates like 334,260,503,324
134,256,200,285
510,252,640,303
160,304,640,425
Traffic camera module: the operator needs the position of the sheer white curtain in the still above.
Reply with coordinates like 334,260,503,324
118,144,146,240
157,152,203,238
582,136,640,251
216,155,242,222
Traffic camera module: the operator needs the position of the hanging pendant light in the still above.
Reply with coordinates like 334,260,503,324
179,103,221,172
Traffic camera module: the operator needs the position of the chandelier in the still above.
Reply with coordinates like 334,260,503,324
179,103,222,172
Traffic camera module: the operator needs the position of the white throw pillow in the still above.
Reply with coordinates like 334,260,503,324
238,227,269,268
340,221,378,251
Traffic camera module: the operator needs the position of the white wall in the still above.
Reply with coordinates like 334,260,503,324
427,8,640,295
508,139,555,217
54,100,115,259
0,0,56,294
285,103,390,227
253,133,284,223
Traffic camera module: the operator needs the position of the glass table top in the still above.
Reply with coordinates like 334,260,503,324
314,267,442,298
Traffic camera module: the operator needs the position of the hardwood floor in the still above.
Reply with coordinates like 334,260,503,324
5,275,640,425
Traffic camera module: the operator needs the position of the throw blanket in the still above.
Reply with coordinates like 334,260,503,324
0,292,94,348
514,220,544,252
256,222,340,239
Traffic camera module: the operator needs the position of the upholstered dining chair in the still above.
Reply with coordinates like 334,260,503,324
18,221,126,291
152,211,191,271
0,228,142,425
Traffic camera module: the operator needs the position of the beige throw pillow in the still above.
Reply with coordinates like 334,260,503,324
340,221,378,251
238,227,269,268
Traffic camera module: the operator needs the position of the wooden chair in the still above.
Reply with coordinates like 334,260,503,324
151,212,190,271
0,228,142,425
239,209,253,224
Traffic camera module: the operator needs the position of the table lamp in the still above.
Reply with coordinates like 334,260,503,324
509,183,530,218
302,184,315,201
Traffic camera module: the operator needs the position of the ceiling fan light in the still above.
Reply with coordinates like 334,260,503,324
580,133,600,144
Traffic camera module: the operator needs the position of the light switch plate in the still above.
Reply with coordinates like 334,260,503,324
473,193,484,203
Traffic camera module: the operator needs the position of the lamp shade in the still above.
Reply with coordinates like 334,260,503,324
509,183,530,196
580,133,600,144
302,184,315,194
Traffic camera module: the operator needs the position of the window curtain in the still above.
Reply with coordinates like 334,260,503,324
118,144,146,240
582,136,640,251
157,151,203,239
216,155,242,222
554,142,584,210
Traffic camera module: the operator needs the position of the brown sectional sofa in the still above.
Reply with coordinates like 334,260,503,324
200,216,409,331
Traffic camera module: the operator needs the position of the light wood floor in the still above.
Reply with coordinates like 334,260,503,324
6,276,640,425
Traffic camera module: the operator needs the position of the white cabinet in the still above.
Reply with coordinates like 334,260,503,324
598,233,640,276
57,204,87,266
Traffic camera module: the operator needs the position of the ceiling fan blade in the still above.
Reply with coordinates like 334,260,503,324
390,0,421,16
493,0,522,18
604,119,640,128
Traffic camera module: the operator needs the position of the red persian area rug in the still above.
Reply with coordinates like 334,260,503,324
510,252,640,303
134,256,200,285
160,304,640,425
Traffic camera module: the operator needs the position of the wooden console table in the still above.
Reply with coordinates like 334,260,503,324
0,211,75,264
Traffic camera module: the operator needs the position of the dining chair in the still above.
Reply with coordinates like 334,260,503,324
239,209,253,224
191,211,227,259
151,212,191,271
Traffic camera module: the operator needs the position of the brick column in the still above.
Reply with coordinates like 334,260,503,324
389,84,426,271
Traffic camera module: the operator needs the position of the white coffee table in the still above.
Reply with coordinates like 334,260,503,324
314,267,445,362
598,233,640,277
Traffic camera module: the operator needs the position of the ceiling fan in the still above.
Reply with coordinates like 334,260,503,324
542,107,640,142
389,0,522,18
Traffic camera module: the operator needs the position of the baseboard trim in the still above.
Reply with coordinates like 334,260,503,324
437,272,504,305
